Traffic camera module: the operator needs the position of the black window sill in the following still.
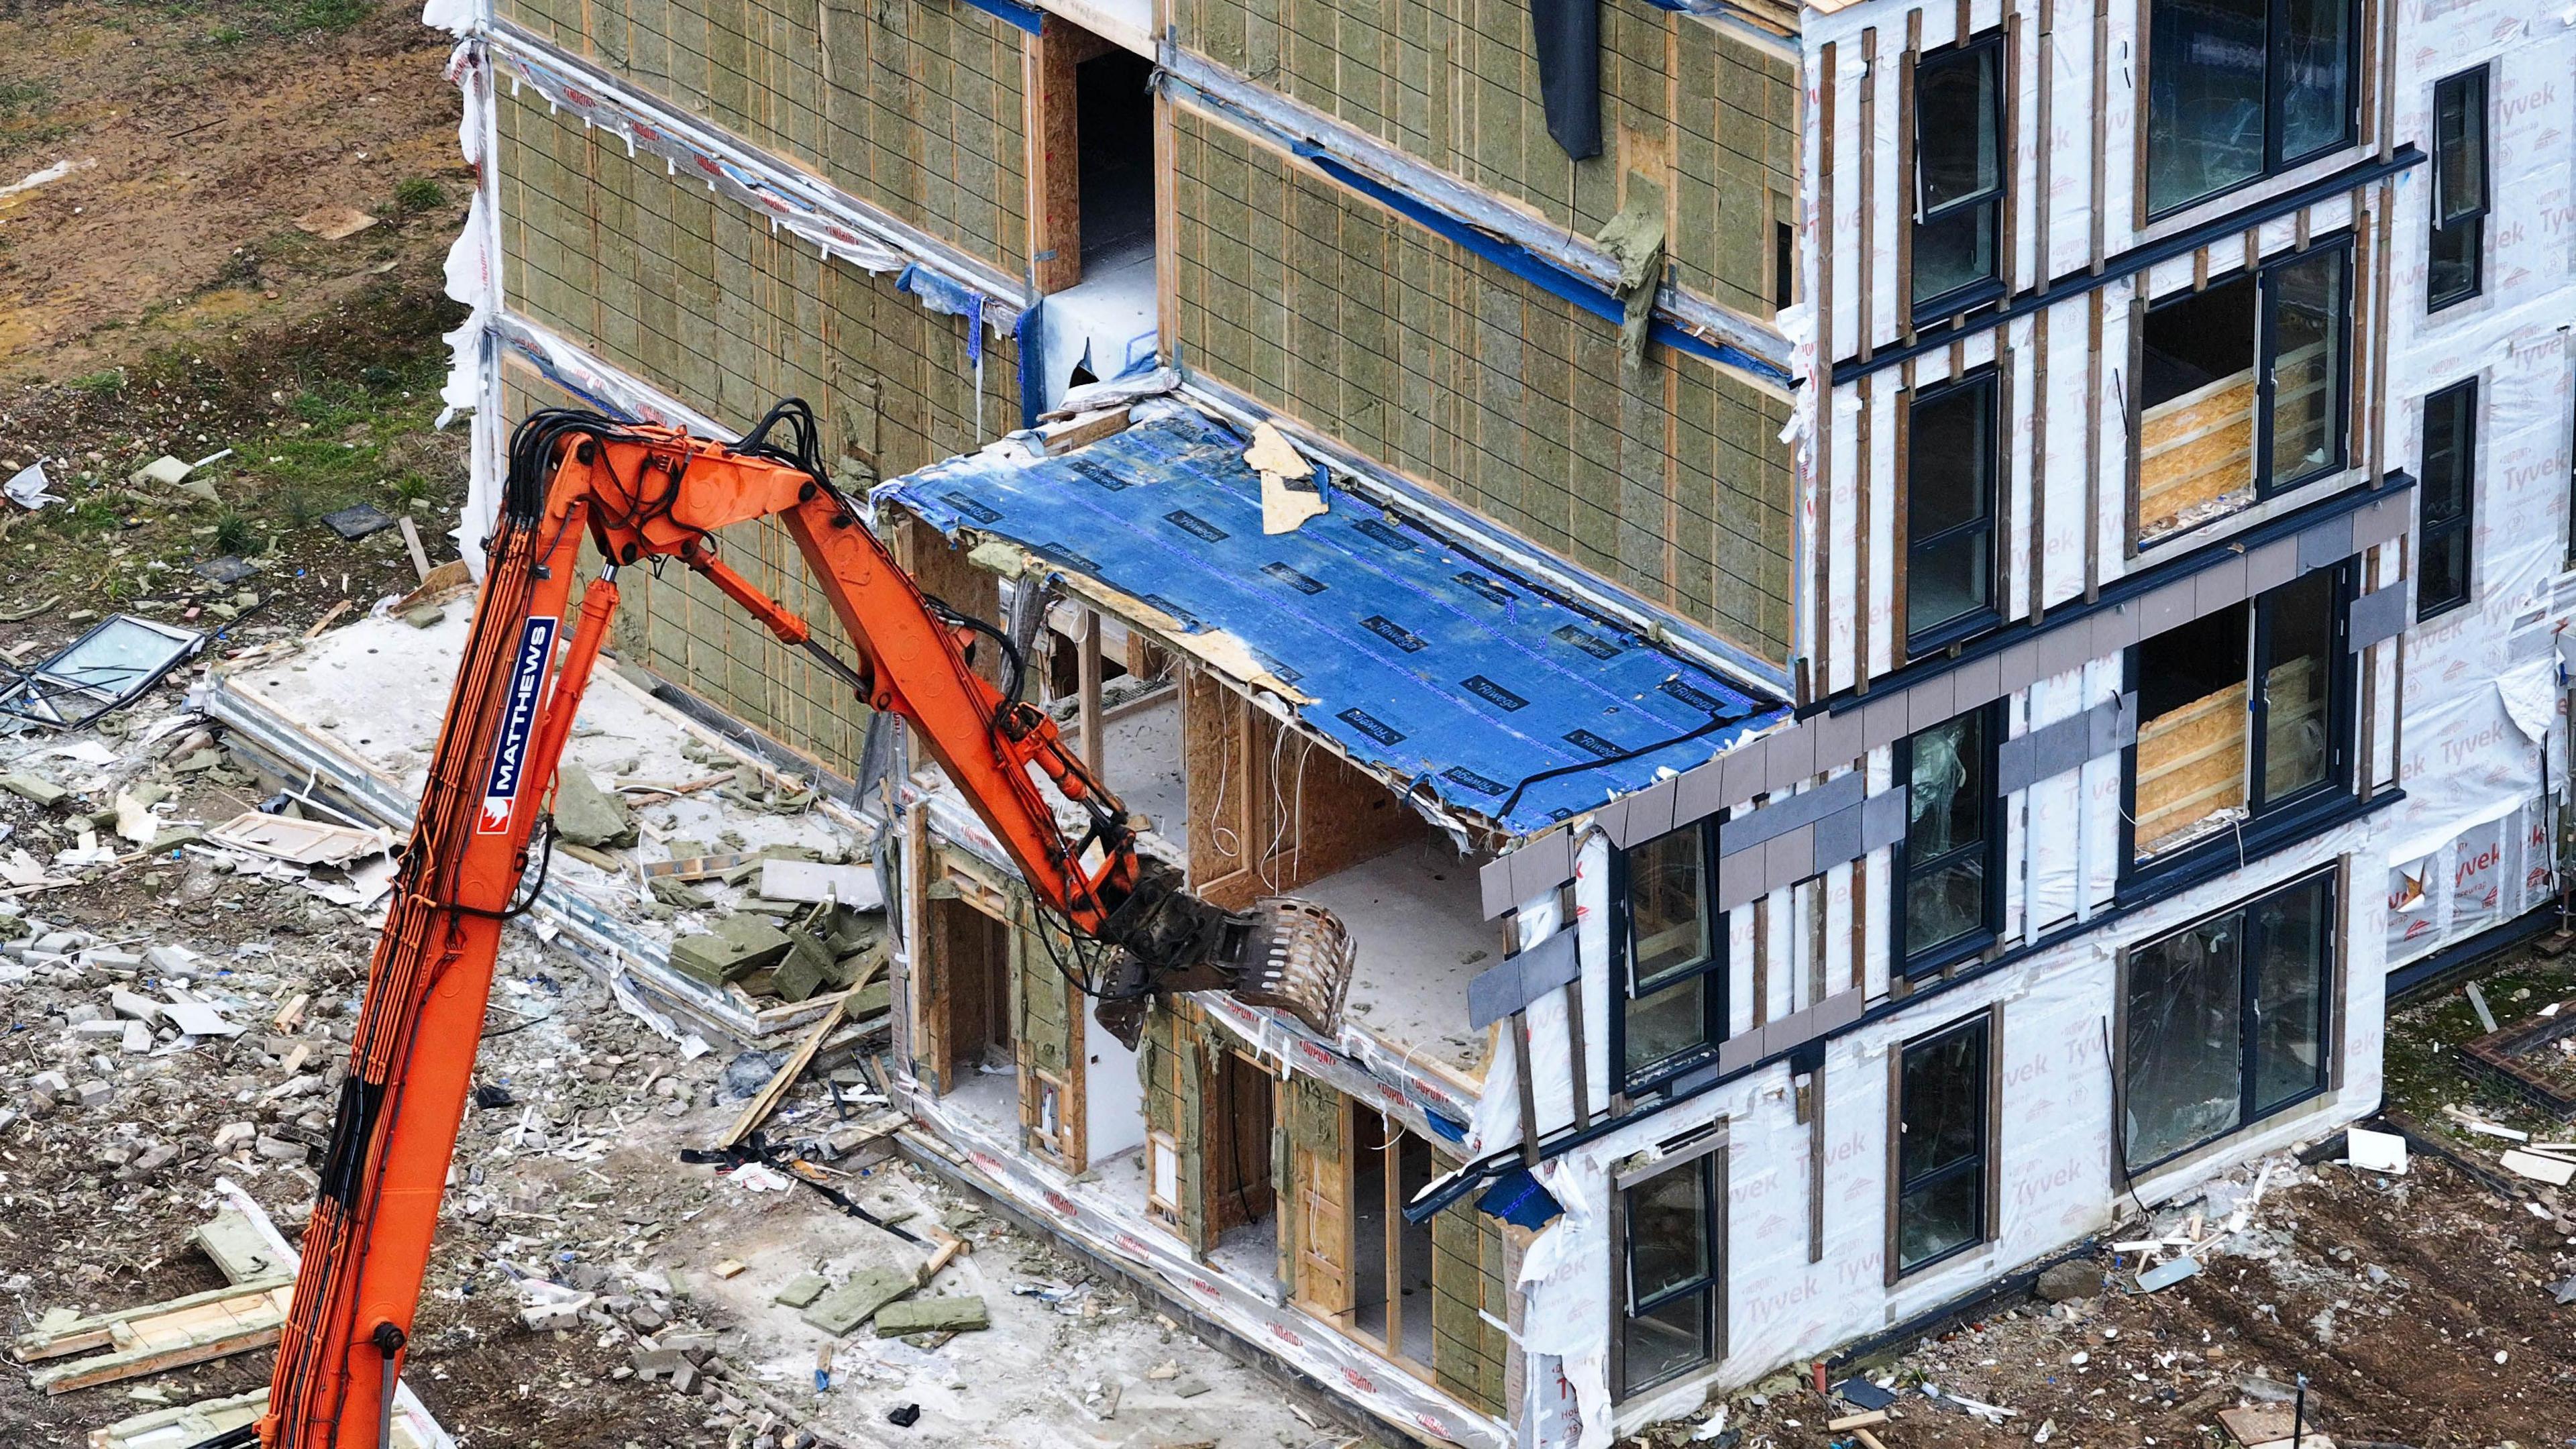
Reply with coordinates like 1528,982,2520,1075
1623,1044,1721,1101
1904,609,2001,662
2116,788,2361,908
2143,138,2363,227
2417,593,2469,623
1909,278,2008,331
1903,926,1997,982
2428,284,2484,315
1894,1234,1990,1281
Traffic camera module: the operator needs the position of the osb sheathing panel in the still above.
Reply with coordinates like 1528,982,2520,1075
1171,0,1796,317
498,366,881,768
498,0,1032,272
1170,107,1795,660
1178,671,1428,912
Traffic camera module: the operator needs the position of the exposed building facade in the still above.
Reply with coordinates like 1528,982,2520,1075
424,0,2575,1439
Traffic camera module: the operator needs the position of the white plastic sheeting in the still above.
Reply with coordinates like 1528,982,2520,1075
2375,0,2576,969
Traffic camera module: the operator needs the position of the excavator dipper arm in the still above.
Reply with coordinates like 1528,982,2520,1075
246,405,1348,1448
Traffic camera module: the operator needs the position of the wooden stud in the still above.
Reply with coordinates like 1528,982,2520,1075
1752,894,1773,1027
2032,0,2053,297
2029,309,2049,623
2130,3,2151,231
1564,981,1592,1130
1030,20,1083,294
1994,337,2015,623
1955,0,1974,44
1077,608,1104,777
1817,41,1841,696
2090,0,2108,272
2000,9,2023,294
2370,180,2394,482
2124,293,2146,559
2084,288,2104,602
1858,28,1879,362
1893,358,1915,659
2192,246,2209,291
1856,375,1876,688
1807,1054,1829,1263
1898,13,1921,344
1511,1012,1540,1168
1882,1044,1904,1285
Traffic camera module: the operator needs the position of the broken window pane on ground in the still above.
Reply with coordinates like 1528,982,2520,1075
0,614,202,729
1897,1018,1988,1272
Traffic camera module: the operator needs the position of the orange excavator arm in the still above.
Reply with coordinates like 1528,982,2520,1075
236,402,1348,1449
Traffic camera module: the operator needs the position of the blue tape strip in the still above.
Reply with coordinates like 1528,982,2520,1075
1016,298,1046,431
954,0,1045,34
1293,147,1790,384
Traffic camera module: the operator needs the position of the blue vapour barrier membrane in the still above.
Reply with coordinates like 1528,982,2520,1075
879,410,1788,836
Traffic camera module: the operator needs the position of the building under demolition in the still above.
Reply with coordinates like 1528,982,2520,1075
417,0,2576,1439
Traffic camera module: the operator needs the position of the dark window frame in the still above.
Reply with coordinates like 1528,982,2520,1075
2428,65,2490,312
2143,0,2363,221
2137,234,2357,551
2117,867,2339,1176
1910,32,2010,321
2417,378,2478,617
1610,1137,1725,1398
1609,819,1729,1096
2117,563,2358,886
1892,703,2006,979
1904,368,2006,655
1893,1013,1992,1277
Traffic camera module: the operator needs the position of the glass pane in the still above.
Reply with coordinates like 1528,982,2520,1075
1907,715,1986,860
1899,1025,1985,1183
2420,529,2469,613
2266,250,2346,487
2435,74,2486,224
2279,0,2355,160
2124,914,2245,1167
1625,977,1710,1079
2139,277,2259,538
2146,0,2267,213
1624,1286,1713,1388
1907,857,1991,959
2135,603,2251,857
1909,382,1994,534
1898,1171,1982,1270
2428,216,2481,307
1628,827,1711,984
2420,385,2473,524
2251,877,2330,1112
1912,201,1997,307
1917,49,1999,210
2260,572,2333,802
1627,1164,1711,1303
1908,530,1992,640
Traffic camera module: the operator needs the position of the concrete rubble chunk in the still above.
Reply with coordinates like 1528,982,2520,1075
771,1273,828,1309
1,773,67,808
519,1295,591,1332
254,1134,305,1161
121,1020,153,1053
145,944,197,974
669,915,795,986
74,1080,111,1108
194,1210,280,1283
110,990,163,1024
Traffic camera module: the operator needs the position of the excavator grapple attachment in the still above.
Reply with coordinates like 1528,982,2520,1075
1232,896,1356,1040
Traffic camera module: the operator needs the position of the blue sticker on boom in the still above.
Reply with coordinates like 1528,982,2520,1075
478,616,559,834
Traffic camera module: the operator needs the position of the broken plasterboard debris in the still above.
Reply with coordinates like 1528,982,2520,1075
757,857,884,910
2445,1105,2529,1140
1244,420,1328,535
2500,1149,2576,1185
160,998,244,1038
2345,1126,2407,1174
205,811,390,867
294,205,379,240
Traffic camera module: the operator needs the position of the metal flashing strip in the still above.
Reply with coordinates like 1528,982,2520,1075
1831,146,2423,387
1157,48,1794,384
483,24,1029,330
957,0,1046,32
879,410,1788,837
494,313,735,437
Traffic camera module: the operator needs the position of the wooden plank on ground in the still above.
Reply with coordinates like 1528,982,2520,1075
25,1281,294,1394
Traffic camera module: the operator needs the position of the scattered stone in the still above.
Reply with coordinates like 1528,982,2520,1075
109,989,163,1024
401,604,446,630
519,1295,591,1332
254,1135,305,1162
550,768,636,849
74,1080,111,1108
2035,1260,2097,1303
212,1122,258,1152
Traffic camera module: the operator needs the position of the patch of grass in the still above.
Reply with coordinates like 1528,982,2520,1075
392,177,445,216
211,510,254,555
69,369,126,396
254,0,374,33
386,474,437,508
0,81,50,119
207,24,248,46
52,496,125,537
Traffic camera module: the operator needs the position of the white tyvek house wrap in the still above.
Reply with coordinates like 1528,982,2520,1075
438,37,502,576
2376,0,2576,969
1467,832,1615,1159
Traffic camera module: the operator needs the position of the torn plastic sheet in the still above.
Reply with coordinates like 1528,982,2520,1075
0,614,203,729
879,410,1785,835
902,1085,1508,1448
482,31,1020,333
5,462,60,510
1195,989,1481,1142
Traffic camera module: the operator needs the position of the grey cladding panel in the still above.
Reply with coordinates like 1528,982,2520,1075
1994,697,2131,794
2353,492,2411,549
2299,515,2356,570
1860,787,1911,849
1467,928,1583,1030
1717,771,1866,857
1809,803,1862,869
2349,585,2410,651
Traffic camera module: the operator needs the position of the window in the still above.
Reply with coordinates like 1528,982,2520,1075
1773,217,1796,313
1617,1147,1720,1393
2418,380,2477,616
2429,68,2489,310
2145,0,2358,215
1907,372,2001,650
2129,568,2350,867
1896,709,2000,977
2137,242,2352,544
1913,36,2006,315
1895,1016,1990,1275
2121,871,2334,1171
1617,822,1725,1089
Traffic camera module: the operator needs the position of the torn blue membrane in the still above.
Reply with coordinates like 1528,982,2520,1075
881,411,1788,836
